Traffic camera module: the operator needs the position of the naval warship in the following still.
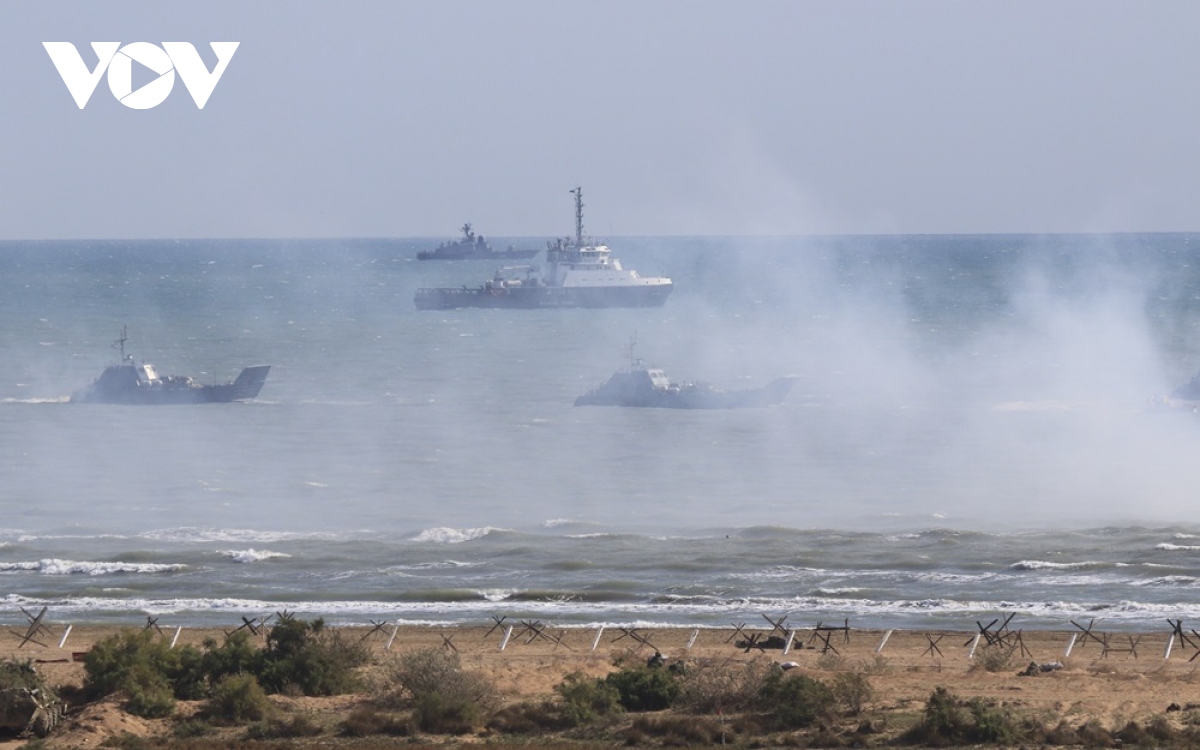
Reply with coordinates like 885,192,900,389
416,223,538,261
71,328,270,405
414,188,672,309
575,344,797,409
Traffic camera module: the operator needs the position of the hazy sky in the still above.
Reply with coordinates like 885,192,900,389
2,1,1199,239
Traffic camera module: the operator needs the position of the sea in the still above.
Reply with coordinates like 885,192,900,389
3,233,1200,633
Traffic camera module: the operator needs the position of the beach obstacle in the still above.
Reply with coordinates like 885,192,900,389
144,616,165,636
484,616,508,639
923,633,944,658
725,623,748,644
1070,618,1105,650
439,632,458,652
12,606,54,649
807,619,850,653
612,627,656,652
1100,633,1141,660
359,619,391,643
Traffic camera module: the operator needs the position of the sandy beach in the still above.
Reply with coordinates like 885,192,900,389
3,616,1200,747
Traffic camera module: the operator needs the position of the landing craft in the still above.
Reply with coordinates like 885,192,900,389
575,342,796,409
70,327,269,405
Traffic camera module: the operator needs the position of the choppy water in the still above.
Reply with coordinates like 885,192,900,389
3,234,1200,631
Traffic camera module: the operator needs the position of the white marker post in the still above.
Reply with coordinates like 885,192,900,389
967,632,981,660
57,624,72,649
782,630,797,655
685,629,699,650
1063,633,1077,658
170,626,182,649
591,626,605,651
876,629,893,654
499,625,514,651
385,622,400,651
1165,634,1175,660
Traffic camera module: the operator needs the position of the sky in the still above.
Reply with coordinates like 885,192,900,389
2,1,1199,239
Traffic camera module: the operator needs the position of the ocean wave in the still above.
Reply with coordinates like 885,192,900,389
0,397,69,404
0,591,1197,630
142,527,340,543
1156,543,1200,551
220,549,292,563
0,559,184,576
411,527,507,544
1010,560,1105,571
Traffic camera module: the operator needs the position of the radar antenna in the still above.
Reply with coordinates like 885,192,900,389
570,187,584,245
113,325,131,363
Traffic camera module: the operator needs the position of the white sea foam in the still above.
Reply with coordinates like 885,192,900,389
220,549,291,563
411,527,504,544
0,559,184,576
142,527,339,543
1010,560,1103,571
1156,543,1200,551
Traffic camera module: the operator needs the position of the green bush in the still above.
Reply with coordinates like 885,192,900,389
902,686,1022,746
257,617,370,696
555,671,622,725
84,630,188,701
119,664,176,718
204,673,272,724
413,691,481,734
85,618,371,718
382,648,497,712
603,666,679,712
758,670,834,729
339,706,411,737
832,671,874,715
676,659,769,714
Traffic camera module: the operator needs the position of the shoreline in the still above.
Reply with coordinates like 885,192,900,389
4,620,1199,747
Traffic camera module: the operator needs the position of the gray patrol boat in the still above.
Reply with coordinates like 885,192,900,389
575,342,796,409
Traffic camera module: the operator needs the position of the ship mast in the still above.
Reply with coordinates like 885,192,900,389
571,187,583,246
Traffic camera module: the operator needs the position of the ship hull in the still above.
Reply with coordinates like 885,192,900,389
71,365,271,405
575,375,797,409
417,249,539,261
414,283,672,310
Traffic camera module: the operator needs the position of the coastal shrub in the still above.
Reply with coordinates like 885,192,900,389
83,630,186,700
244,712,324,739
555,671,622,725
118,664,175,718
604,665,680,712
413,690,482,734
831,671,874,715
203,673,272,724
901,686,1022,746
632,714,725,745
381,647,497,713
975,644,1015,673
675,659,769,714
256,617,370,696
339,706,411,737
487,700,575,733
758,670,834,729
